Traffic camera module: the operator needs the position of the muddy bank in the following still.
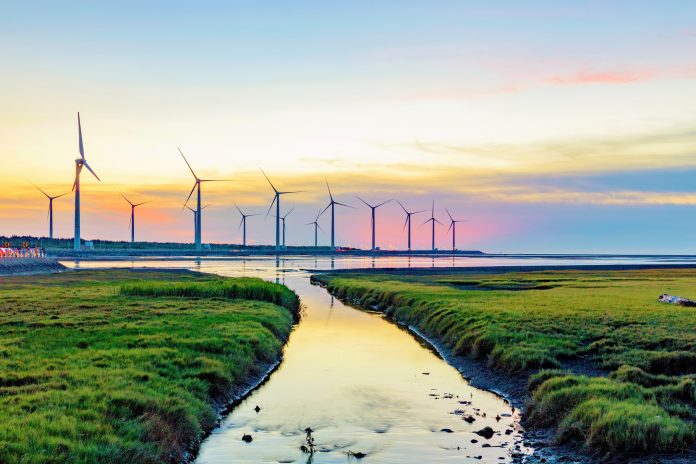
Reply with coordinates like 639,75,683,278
0,258,67,276
183,359,283,463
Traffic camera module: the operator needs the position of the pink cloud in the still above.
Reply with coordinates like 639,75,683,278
547,69,656,85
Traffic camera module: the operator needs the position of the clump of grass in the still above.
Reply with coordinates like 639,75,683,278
313,268,696,454
120,277,300,317
0,270,297,464
557,398,693,452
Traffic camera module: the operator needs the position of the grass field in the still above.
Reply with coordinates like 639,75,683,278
313,268,696,454
0,269,299,464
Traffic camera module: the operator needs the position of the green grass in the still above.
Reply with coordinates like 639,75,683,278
0,269,299,464
313,269,696,453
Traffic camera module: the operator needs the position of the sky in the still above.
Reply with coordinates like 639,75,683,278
1,1,695,253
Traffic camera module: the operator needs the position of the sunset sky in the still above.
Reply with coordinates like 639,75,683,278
1,1,695,253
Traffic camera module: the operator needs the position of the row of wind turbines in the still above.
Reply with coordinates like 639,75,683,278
33,114,466,252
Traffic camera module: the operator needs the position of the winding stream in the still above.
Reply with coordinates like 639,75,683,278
63,255,696,463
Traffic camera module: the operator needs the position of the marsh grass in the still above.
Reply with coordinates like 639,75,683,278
0,270,298,464
313,269,696,453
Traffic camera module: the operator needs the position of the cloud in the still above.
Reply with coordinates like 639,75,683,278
548,69,656,85
403,125,696,175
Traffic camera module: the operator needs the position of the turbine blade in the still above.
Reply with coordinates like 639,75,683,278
413,209,426,214
265,195,277,218
447,222,453,233
396,199,408,213
445,208,454,221
128,214,132,231
402,216,409,231
435,218,444,225
72,165,82,191
325,178,333,201
134,201,150,207
355,195,371,207
279,190,304,195
238,217,244,230
283,207,295,218
260,168,278,193
55,192,71,199
319,202,331,217
83,161,101,181
335,202,354,208
375,199,392,208
32,183,50,198
421,218,431,226
202,204,210,210
182,182,197,211
234,202,244,216
120,193,134,206
199,179,233,182
77,112,84,159
316,222,323,232
178,147,198,179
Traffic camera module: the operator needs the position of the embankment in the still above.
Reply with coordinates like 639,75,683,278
0,257,66,276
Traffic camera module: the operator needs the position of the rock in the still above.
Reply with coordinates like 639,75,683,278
348,451,367,459
474,426,495,439
495,415,501,422
659,293,696,307
304,427,313,434
471,439,478,443
241,434,253,443
440,428,454,433
482,443,491,448
505,429,513,435
463,415,476,423
254,405,261,413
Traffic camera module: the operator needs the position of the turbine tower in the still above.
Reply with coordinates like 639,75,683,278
73,113,101,251
280,208,294,250
446,208,465,251
234,203,258,247
396,200,425,252
306,208,323,247
179,148,229,251
121,194,149,244
422,201,443,252
356,196,392,252
262,169,301,252
184,204,209,244
32,183,69,240
320,179,353,251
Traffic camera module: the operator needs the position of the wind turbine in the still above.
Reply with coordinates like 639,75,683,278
320,179,353,251
446,208,465,251
356,196,392,252
32,183,69,240
280,208,294,250
73,113,101,251
396,200,425,252
179,148,230,251
261,169,302,252
234,203,258,247
121,194,149,244
306,208,323,247
422,201,443,252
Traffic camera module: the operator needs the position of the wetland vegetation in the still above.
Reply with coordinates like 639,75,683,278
313,268,696,455
0,269,298,464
